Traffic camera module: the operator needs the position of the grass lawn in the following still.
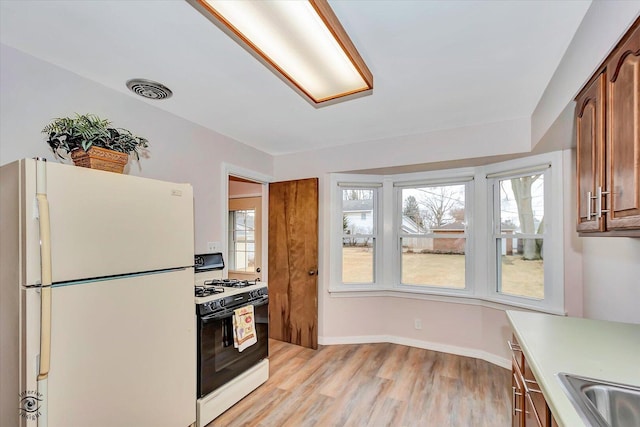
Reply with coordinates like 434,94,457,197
343,247,543,299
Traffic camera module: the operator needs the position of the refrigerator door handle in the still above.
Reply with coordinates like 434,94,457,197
36,158,52,427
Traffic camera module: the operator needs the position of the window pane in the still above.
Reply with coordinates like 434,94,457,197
342,239,374,283
401,237,465,288
401,184,465,234
497,238,544,299
235,211,245,228
229,208,256,271
247,251,255,270
342,189,374,234
500,175,544,234
236,250,247,271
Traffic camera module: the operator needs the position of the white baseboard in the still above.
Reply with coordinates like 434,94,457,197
318,335,511,370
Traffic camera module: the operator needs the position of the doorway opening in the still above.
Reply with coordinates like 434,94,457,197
228,176,264,281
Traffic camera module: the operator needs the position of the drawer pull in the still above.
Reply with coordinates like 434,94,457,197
524,379,543,394
512,386,523,415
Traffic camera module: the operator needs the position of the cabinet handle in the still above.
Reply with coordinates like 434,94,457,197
512,386,523,415
513,372,523,391
507,340,522,352
596,186,610,219
587,191,594,219
524,379,543,394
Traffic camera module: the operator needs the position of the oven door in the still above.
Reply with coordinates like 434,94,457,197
197,297,269,398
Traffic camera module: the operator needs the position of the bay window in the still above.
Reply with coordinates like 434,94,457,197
330,151,564,314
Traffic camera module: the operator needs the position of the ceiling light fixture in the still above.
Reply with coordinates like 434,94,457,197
188,0,373,107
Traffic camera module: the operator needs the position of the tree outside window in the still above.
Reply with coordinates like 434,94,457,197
496,173,545,299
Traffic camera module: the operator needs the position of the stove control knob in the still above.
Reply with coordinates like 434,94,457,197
219,299,225,308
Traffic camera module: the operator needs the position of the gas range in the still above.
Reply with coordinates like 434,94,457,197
194,252,266,303
193,252,269,427
194,280,267,304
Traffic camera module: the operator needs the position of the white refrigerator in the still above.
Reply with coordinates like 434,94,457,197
0,158,196,427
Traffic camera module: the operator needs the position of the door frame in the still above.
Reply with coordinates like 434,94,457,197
221,163,273,281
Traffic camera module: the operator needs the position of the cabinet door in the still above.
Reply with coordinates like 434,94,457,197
524,358,552,427
576,74,605,232
606,23,640,230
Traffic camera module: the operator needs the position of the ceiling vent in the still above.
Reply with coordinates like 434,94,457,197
126,79,173,100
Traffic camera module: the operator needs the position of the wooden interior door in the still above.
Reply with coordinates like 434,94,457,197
268,178,318,349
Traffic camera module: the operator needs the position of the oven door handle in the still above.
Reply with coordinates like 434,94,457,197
200,297,269,324
201,314,223,324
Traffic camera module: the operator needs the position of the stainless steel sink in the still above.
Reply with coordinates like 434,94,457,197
558,373,640,427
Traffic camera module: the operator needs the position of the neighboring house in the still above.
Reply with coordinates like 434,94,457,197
401,215,424,234
432,221,466,254
342,199,373,245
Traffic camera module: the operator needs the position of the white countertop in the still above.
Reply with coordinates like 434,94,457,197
506,310,640,427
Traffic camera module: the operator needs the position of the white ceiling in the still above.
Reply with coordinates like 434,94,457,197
0,0,591,156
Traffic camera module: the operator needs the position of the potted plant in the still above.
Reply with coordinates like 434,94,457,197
42,113,149,173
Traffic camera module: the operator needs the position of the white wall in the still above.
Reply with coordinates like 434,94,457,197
582,238,640,324
531,0,640,148
275,117,531,178
0,44,273,254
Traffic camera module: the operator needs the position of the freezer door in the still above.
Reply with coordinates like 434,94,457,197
45,269,196,427
22,159,194,285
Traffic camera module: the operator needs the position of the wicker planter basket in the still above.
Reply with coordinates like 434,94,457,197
70,146,129,174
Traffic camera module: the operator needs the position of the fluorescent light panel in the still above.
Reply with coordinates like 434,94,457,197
196,0,373,105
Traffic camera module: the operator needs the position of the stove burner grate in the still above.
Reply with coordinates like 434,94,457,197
205,279,254,288
195,286,225,297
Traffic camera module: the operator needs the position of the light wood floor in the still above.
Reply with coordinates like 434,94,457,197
210,339,511,427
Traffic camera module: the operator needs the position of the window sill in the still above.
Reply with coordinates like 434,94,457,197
327,286,566,316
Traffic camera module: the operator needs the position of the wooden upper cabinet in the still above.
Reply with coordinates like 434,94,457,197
576,74,605,232
606,23,640,230
575,18,640,235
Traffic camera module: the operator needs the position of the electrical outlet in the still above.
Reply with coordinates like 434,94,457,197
414,318,422,330
207,241,221,252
